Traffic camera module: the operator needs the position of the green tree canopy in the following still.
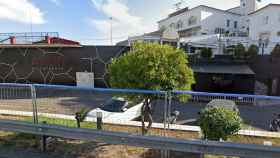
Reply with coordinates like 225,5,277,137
271,44,280,57
109,42,195,91
108,42,195,134
198,106,242,141
234,43,246,59
245,44,258,59
200,48,213,59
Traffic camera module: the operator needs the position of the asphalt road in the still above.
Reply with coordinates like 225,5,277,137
151,99,280,130
1,89,280,131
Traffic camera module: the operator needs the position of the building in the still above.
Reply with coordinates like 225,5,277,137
154,0,280,95
139,0,280,55
0,32,128,87
249,4,280,55
116,29,179,47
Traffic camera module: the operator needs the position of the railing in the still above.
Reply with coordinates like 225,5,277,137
0,120,279,158
0,83,280,157
0,32,59,44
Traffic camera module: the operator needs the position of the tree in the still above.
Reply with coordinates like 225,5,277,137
198,106,242,141
108,42,195,134
234,43,246,59
245,44,258,59
271,44,280,57
200,48,213,59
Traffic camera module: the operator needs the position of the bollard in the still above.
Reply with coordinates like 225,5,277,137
75,112,81,128
97,111,103,130
41,121,47,152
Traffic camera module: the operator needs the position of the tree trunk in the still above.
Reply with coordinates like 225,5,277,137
141,98,153,135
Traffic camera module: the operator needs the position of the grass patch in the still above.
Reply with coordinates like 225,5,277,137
24,117,96,129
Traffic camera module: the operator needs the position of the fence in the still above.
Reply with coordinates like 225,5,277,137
0,83,280,157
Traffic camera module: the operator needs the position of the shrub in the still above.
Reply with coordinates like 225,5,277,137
271,44,280,57
198,106,242,141
234,43,246,59
245,44,258,59
200,48,213,58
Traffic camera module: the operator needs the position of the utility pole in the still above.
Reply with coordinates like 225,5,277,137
29,5,33,43
109,17,113,45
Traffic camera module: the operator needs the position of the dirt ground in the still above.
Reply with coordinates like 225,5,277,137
0,131,201,158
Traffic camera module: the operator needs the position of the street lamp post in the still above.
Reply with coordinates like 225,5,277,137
109,17,113,45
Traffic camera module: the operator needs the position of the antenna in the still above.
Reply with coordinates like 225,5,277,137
174,0,185,10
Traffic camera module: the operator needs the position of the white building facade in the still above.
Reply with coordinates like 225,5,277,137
157,0,280,55
249,4,280,54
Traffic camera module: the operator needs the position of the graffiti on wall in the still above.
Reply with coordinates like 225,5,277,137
0,46,128,87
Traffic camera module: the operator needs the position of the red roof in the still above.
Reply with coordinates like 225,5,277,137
48,37,80,45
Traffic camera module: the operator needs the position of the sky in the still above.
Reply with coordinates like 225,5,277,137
0,0,279,45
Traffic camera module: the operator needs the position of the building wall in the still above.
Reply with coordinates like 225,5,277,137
200,7,241,35
193,73,255,94
0,46,128,87
240,0,258,15
158,7,202,35
158,6,242,38
249,55,280,95
249,5,280,54
228,7,242,15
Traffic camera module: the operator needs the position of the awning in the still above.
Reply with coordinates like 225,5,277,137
191,64,255,75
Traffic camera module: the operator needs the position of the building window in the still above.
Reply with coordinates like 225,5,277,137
215,28,225,34
226,20,230,27
160,26,166,30
176,20,183,29
188,16,197,26
263,16,269,24
234,21,238,29
169,23,175,29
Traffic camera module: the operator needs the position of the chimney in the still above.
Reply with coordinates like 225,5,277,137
10,36,16,44
45,36,51,44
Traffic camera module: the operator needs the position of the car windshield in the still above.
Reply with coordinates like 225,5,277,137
101,99,127,112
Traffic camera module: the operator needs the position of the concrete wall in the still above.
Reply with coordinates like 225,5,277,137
249,55,280,95
0,46,128,87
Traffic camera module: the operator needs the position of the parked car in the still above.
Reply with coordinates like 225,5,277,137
206,99,239,112
87,97,144,122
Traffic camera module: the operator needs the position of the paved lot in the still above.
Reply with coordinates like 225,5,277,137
152,100,280,130
1,91,280,131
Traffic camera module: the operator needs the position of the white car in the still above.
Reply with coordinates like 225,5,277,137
87,97,144,122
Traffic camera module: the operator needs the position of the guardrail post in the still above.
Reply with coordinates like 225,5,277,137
97,112,103,130
41,121,47,152
31,85,38,124
75,112,81,128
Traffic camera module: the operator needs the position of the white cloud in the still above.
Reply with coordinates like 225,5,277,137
91,0,157,45
0,0,45,24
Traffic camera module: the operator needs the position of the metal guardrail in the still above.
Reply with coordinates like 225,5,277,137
1,82,279,100
0,120,279,158
0,83,280,157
